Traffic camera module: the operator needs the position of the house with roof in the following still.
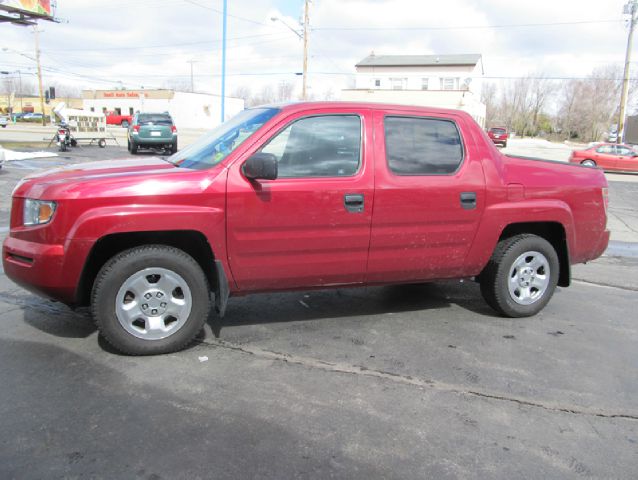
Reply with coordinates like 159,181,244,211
341,53,486,127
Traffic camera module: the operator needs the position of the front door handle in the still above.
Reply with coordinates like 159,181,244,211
460,192,477,210
344,194,364,213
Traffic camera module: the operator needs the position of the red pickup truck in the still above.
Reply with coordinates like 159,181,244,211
2,102,610,355
105,111,132,128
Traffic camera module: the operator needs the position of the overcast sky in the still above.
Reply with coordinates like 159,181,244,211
1,0,634,98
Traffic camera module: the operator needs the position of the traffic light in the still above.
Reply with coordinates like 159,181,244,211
49,86,55,100
45,89,50,103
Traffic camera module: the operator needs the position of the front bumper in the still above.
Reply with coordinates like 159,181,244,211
2,236,77,304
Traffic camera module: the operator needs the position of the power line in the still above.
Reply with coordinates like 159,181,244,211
182,0,269,26
312,19,623,31
41,33,285,53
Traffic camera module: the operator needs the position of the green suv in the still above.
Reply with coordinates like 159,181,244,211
127,112,178,154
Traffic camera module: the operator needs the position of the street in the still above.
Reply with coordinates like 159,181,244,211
0,139,637,479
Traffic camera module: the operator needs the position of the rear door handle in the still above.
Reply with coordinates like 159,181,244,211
460,192,477,210
344,194,364,213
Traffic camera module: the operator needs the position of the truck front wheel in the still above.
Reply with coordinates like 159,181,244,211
91,245,210,355
479,234,559,317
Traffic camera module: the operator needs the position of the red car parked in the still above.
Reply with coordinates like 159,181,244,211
3,102,610,355
487,126,508,147
569,143,638,173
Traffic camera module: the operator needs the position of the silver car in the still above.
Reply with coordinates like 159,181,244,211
0,115,8,128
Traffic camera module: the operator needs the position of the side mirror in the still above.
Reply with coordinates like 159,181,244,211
243,152,278,180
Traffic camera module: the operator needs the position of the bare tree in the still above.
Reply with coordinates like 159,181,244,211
481,81,498,126
555,65,621,141
529,76,554,135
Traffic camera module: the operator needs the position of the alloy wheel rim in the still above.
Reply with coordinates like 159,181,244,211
115,267,192,340
507,251,550,305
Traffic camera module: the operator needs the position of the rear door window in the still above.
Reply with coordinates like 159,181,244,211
384,116,464,175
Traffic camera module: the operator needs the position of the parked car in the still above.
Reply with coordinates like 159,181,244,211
3,102,610,355
569,143,638,173
105,111,132,128
22,113,43,120
487,126,508,147
0,115,8,128
127,112,177,154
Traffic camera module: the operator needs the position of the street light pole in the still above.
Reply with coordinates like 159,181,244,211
271,1,311,100
221,0,227,123
618,0,637,143
33,26,47,126
301,0,309,100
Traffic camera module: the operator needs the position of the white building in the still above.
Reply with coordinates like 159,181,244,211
341,54,486,127
82,89,245,129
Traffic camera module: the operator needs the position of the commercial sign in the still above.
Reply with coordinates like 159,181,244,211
0,0,52,17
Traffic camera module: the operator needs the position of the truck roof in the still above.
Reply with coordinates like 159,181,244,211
257,101,474,119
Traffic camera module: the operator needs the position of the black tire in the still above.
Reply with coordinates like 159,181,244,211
581,159,596,167
70,138,78,147
98,138,106,148
479,234,559,318
502,141,507,148
91,245,210,355
59,142,67,152
121,120,129,128
170,140,178,154
130,140,138,154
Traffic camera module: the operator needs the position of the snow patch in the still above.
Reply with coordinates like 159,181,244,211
0,146,58,161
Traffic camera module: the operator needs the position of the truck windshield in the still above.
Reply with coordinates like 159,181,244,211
168,107,280,170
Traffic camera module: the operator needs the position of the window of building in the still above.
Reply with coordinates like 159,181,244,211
421,78,429,90
440,78,458,90
90,107,95,112
115,107,122,115
129,107,134,115
374,79,381,87
391,78,407,90
384,116,464,175
259,115,362,178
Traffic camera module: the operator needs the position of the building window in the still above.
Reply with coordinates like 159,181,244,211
391,78,407,90
440,78,458,90
374,79,381,88
421,78,429,90
129,107,134,115
90,107,95,112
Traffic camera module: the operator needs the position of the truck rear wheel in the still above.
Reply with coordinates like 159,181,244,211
479,234,559,318
91,245,210,355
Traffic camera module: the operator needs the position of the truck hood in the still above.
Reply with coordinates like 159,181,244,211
12,156,213,200
19,157,176,184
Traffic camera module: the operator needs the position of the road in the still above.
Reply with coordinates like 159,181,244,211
0,140,637,479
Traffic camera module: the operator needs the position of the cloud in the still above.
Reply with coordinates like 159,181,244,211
0,0,631,99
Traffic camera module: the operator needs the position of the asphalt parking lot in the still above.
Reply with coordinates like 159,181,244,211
1,137,637,479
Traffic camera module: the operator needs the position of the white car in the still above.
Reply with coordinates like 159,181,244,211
0,115,8,128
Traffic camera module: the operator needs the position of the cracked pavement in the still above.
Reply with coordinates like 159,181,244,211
1,144,637,479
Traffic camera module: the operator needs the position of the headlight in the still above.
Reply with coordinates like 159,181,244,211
23,199,57,226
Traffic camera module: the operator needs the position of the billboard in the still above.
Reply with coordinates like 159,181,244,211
0,0,52,17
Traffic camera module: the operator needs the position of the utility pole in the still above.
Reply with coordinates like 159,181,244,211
187,59,198,93
618,0,638,143
33,26,46,126
301,0,310,100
